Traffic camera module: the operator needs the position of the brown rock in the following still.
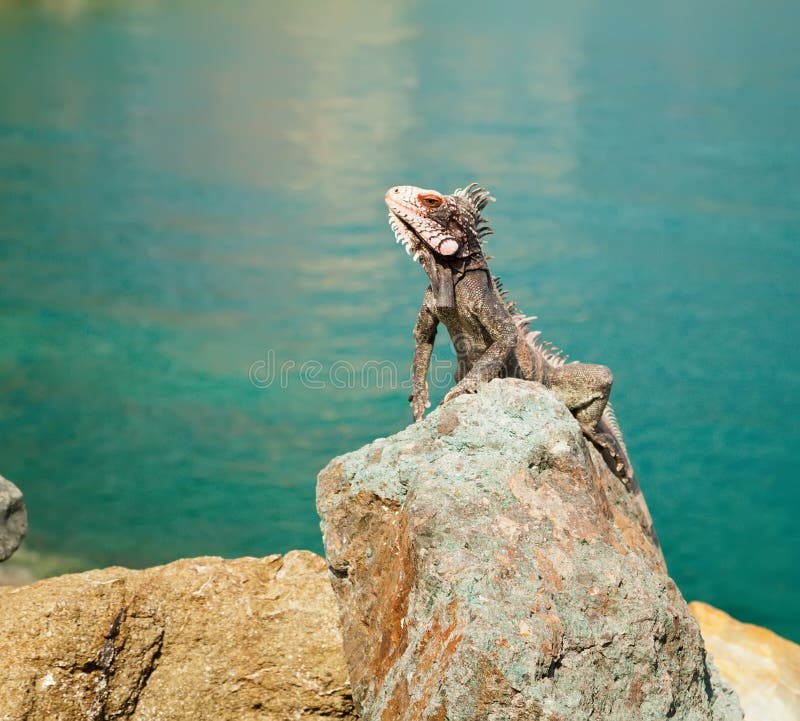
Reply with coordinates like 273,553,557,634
0,551,355,720
690,601,800,721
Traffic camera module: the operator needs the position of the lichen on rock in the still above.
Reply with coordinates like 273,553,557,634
317,378,744,721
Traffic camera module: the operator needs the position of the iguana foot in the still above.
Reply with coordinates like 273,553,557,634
408,387,431,422
441,378,480,406
581,424,627,477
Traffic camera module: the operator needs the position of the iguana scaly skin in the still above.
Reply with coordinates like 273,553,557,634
385,182,633,482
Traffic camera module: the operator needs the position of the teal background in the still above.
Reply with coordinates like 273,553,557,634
0,1,797,640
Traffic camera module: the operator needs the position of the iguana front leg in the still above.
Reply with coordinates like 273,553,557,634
442,297,517,405
409,291,438,421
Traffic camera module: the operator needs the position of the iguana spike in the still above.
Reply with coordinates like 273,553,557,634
453,182,496,245
453,183,496,212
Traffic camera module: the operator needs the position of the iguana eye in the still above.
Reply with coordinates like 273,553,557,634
418,194,443,209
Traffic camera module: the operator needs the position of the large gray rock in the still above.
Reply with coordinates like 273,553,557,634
317,378,743,721
0,474,27,561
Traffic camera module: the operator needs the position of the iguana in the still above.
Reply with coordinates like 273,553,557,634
385,182,633,482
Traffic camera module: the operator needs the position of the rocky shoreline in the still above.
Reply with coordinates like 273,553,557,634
1,380,797,720
0,552,797,720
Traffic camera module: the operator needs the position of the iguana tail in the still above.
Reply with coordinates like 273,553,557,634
598,407,635,485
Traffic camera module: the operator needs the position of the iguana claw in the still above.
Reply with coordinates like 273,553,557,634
441,378,480,405
582,425,628,478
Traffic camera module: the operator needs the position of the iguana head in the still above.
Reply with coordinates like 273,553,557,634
384,183,494,263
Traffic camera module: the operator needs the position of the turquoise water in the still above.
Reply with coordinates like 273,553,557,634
1,1,798,640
